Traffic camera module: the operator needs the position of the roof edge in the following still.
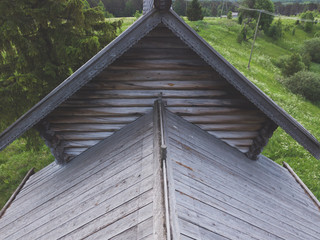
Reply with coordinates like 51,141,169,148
0,9,161,152
283,161,320,211
161,10,320,159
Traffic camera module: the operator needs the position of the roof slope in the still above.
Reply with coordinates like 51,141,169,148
0,9,319,160
164,109,320,239
0,111,166,239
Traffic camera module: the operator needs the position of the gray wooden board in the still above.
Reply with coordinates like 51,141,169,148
165,109,320,239
0,112,154,226
0,110,164,240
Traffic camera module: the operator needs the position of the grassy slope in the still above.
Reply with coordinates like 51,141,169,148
186,17,320,199
1,17,320,208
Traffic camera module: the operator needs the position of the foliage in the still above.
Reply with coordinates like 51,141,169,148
134,10,142,19
173,0,186,16
238,0,275,32
301,11,315,32
236,18,256,43
187,0,203,21
227,11,232,20
281,71,320,103
0,139,54,208
275,53,305,77
266,18,283,40
0,0,122,141
301,38,320,63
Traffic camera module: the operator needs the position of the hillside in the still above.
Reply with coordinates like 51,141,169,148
1,16,320,209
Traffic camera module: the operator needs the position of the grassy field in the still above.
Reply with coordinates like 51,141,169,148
1,16,320,208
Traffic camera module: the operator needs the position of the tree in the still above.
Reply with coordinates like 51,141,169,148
238,0,275,32
301,11,314,32
173,0,186,16
187,0,203,21
227,11,232,19
275,53,305,77
0,0,122,144
266,18,283,40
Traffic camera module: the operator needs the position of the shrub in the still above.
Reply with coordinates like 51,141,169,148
301,38,320,63
301,11,314,32
282,71,320,102
275,53,305,77
227,11,232,19
267,19,283,40
187,0,203,21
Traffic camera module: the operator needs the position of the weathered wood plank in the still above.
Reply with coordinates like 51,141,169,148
50,123,125,132
84,80,228,90
56,131,114,140
48,116,138,124
4,156,153,239
52,107,152,116
182,114,266,123
122,48,199,60
61,98,251,108
95,69,219,81
108,59,211,71
1,113,153,222
133,37,188,48
174,174,320,239
73,89,230,99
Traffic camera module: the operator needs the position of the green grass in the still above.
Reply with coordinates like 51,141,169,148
186,17,320,200
1,16,320,208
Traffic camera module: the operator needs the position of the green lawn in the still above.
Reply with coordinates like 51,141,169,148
1,16,320,208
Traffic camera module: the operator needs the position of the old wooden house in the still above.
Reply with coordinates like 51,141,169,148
1,0,320,239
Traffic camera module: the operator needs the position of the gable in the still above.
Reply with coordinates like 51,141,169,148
39,25,273,163
0,9,319,163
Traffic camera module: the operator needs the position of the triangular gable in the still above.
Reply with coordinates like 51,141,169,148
0,9,319,161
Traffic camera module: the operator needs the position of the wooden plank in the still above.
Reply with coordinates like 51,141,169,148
133,37,188,48
176,196,282,240
14,175,154,239
170,155,320,231
48,116,138,124
122,48,199,60
84,80,228,90
50,123,125,132
182,114,266,123
56,132,114,140
73,89,230,99
61,98,251,108
108,59,211,71
145,27,175,37
52,107,152,116
95,69,220,81
195,123,262,131
1,113,154,222
84,204,153,240
174,175,320,239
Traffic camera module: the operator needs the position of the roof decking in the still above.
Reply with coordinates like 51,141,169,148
0,111,165,239
164,109,320,239
1,106,319,239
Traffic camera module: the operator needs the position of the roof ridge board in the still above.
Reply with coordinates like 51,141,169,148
161,10,320,159
0,9,161,152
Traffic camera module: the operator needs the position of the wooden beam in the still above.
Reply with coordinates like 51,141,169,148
0,168,35,219
283,161,320,211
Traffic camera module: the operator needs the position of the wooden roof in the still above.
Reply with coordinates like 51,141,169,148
0,7,319,161
1,106,319,239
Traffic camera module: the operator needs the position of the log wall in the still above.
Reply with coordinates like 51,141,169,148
42,25,270,163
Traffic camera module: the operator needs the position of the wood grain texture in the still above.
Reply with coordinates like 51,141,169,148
40,25,269,162
165,109,320,240
0,111,166,239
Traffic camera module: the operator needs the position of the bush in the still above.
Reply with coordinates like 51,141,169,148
187,0,203,21
282,71,320,102
267,19,283,40
301,11,314,32
301,38,320,63
275,53,305,77
227,11,232,19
